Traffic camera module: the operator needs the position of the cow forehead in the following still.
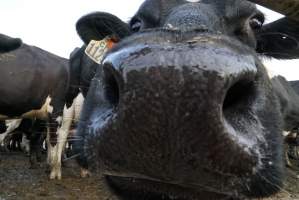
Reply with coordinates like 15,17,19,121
136,0,256,17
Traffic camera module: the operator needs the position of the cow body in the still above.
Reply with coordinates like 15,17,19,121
0,44,68,117
271,76,299,131
0,42,75,179
73,0,299,199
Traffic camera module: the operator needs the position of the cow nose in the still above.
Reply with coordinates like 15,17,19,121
101,35,261,176
223,73,257,113
103,59,257,114
102,65,122,107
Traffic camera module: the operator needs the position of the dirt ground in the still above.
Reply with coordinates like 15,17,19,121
0,152,298,200
0,152,105,200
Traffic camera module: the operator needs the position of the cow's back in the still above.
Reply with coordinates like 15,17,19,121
0,44,69,116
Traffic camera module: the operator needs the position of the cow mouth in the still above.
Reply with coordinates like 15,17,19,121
105,175,240,200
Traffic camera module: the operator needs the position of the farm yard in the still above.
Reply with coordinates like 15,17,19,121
0,0,299,199
0,151,298,200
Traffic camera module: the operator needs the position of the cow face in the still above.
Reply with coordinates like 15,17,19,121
75,0,299,199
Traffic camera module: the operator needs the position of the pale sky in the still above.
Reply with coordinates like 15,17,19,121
0,0,298,80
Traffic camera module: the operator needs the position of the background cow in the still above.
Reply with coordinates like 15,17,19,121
0,119,22,151
0,40,78,179
73,0,299,199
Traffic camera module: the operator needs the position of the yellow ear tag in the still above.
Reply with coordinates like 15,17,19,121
84,37,115,64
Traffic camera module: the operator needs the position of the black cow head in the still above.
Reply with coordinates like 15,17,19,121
74,0,299,199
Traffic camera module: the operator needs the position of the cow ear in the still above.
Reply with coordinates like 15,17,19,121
0,34,22,53
256,17,299,59
76,12,131,44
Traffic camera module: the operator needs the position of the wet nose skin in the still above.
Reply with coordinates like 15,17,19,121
91,34,263,185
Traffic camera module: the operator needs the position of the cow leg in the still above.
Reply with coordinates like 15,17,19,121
0,120,6,149
47,104,74,180
9,132,22,151
21,133,30,156
0,132,8,151
29,119,46,168
285,146,293,167
0,119,22,151
294,146,299,160
3,134,12,152
35,120,47,162
0,120,6,133
11,134,17,151
16,132,23,151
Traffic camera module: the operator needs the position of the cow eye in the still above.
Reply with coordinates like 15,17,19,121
249,14,264,30
130,19,142,32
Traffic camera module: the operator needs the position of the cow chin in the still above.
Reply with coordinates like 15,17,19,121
80,32,285,199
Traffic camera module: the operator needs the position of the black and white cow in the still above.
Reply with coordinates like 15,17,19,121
270,76,299,167
73,0,299,199
0,40,78,179
0,119,22,151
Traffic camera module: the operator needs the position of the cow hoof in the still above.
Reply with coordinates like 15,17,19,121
80,168,91,178
49,169,62,180
49,174,62,180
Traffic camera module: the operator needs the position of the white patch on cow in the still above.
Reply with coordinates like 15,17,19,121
21,96,53,120
74,93,84,121
266,67,279,79
47,99,54,114
264,63,280,79
0,96,52,121
47,93,84,180
56,116,62,124
20,134,30,154
0,119,22,145
80,168,91,178
282,131,290,137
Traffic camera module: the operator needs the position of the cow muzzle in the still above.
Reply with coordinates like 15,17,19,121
87,32,272,199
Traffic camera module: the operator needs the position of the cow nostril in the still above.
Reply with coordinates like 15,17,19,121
103,65,121,107
223,78,256,111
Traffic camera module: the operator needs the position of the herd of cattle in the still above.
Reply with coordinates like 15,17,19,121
1,0,299,199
